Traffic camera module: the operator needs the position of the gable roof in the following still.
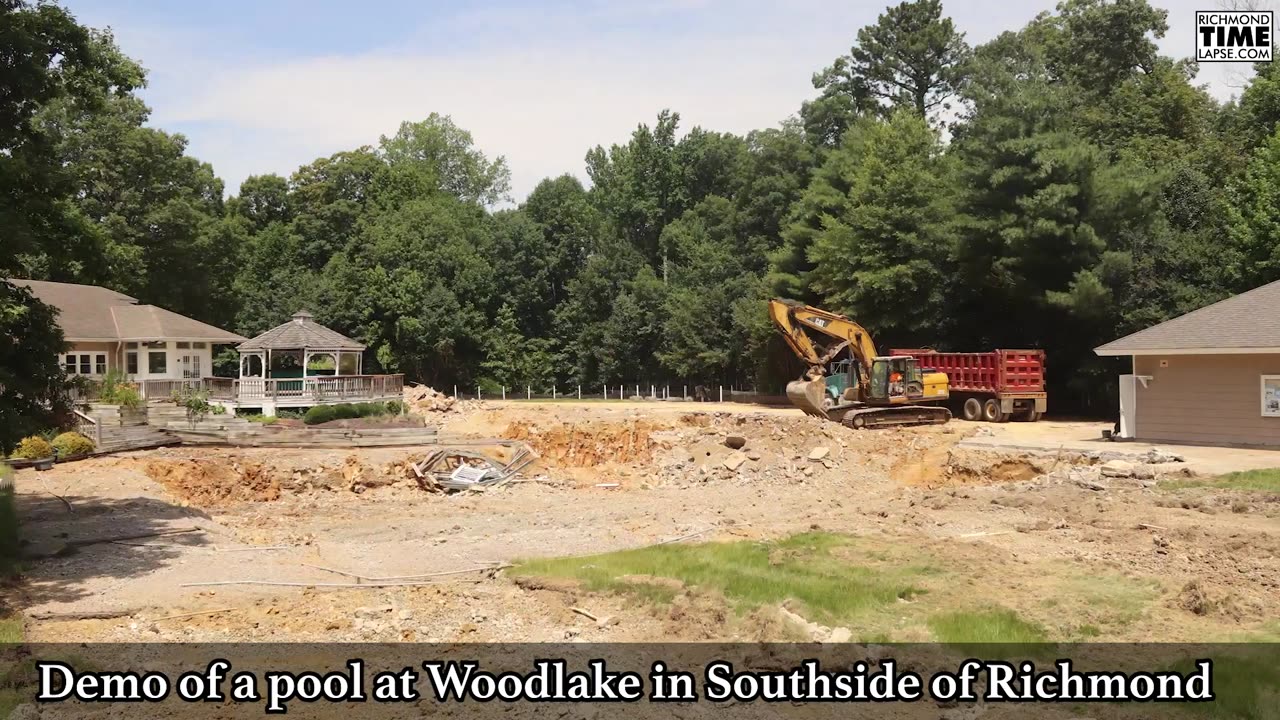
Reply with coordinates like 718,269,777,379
237,311,365,351
12,279,245,343
1095,279,1280,355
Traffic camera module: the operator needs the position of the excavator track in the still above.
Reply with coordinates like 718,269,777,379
830,404,952,430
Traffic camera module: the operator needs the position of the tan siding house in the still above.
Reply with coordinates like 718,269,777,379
1096,280,1280,447
11,279,245,382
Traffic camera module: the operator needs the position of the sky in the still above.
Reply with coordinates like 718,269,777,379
63,0,1265,201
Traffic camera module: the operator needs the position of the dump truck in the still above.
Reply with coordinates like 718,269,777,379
889,349,1047,422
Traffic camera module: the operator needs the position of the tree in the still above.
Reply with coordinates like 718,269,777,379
812,0,970,122
379,113,510,206
1227,128,1280,289
0,282,70,453
229,174,291,232
806,112,954,342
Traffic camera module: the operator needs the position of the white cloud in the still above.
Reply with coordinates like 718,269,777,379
76,0,1261,200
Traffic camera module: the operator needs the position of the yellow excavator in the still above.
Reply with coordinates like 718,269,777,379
768,298,951,429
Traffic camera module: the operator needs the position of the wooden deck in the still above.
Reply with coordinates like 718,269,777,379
140,374,405,408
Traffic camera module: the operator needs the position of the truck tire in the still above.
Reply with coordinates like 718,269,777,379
982,398,1004,423
962,397,982,421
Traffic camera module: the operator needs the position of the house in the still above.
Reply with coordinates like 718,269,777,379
13,279,246,382
1095,279,1280,447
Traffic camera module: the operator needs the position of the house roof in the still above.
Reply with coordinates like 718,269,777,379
1095,279,1280,355
12,279,246,343
237,311,365,352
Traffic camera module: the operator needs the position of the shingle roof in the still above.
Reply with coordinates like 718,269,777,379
12,279,246,343
1095,279,1280,354
237,311,365,351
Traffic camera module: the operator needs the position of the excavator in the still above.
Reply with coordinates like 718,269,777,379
768,298,952,429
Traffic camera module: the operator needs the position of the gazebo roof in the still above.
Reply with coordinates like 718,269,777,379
237,311,365,352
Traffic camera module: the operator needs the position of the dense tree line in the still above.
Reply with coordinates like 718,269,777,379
6,0,1280,450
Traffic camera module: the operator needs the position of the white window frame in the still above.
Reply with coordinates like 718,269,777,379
1263,375,1280,418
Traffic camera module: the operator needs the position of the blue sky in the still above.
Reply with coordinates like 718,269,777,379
63,0,1259,201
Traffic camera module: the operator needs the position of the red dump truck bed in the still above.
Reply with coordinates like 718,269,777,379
889,349,1048,422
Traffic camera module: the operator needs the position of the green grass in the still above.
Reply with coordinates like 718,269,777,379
0,617,21,644
1162,468,1280,492
241,413,279,425
512,532,931,624
926,608,1050,644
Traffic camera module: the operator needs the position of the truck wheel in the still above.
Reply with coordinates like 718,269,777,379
982,398,1004,423
962,398,982,421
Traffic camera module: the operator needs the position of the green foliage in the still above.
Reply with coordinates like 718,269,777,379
10,436,54,461
50,432,94,458
0,282,71,454
303,406,337,425
927,607,1050,644
1161,469,1280,493
98,370,142,409
805,112,953,343
1228,129,1280,289
302,402,393,425
171,387,211,425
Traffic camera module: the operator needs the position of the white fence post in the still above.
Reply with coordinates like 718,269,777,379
635,384,639,398
719,386,724,402
604,385,608,400
577,385,581,399
553,385,557,400
502,386,506,400
683,384,686,399
650,384,655,399
453,385,457,398
477,385,481,400
527,385,531,399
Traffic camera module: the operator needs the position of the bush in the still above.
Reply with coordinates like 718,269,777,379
98,370,142,409
303,406,338,425
0,465,17,578
50,432,94,458
332,404,360,420
384,400,404,415
9,436,53,460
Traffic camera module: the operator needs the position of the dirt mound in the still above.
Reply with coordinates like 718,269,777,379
145,459,282,506
403,384,483,414
501,420,670,467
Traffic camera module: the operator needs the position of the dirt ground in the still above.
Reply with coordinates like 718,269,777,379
7,400,1278,644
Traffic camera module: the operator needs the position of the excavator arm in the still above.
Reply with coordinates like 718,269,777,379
768,298,879,414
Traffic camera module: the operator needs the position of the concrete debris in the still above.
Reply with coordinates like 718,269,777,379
1100,460,1136,478
723,453,747,471
808,446,830,461
402,384,482,414
409,444,537,492
777,606,852,643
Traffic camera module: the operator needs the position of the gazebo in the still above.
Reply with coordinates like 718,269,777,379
207,310,402,416
236,310,365,380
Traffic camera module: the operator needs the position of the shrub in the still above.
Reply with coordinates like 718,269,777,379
10,436,53,460
384,400,404,415
98,370,142,409
171,387,212,425
303,406,337,425
50,432,94,458
332,404,360,420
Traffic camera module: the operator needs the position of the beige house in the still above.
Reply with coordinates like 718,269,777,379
14,279,245,383
1095,279,1280,447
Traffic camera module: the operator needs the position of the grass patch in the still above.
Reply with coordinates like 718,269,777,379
927,608,1050,644
1162,468,1280,492
512,532,931,624
241,413,279,425
0,616,21,644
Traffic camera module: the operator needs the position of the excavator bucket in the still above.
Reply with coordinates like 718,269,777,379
785,376,830,419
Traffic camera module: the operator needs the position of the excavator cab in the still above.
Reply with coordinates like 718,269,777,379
867,356,926,403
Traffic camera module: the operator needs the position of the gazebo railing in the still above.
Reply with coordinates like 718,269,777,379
140,375,404,405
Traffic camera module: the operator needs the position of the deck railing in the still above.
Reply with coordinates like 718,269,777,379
72,408,102,447
142,375,405,406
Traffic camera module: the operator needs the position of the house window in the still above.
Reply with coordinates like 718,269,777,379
148,351,167,374
126,352,138,375
176,341,190,349
64,355,77,374
79,355,91,375
192,342,207,349
1264,375,1280,418
95,354,107,375
145,341,165,349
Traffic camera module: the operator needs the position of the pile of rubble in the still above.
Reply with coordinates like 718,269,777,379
409,443,538,492
1031,447,1192,490
403,385,482,414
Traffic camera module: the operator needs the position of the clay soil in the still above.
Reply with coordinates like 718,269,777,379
8,401,1278,644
